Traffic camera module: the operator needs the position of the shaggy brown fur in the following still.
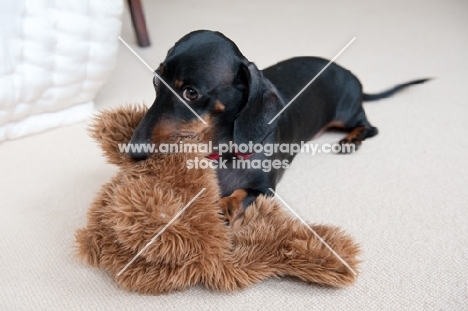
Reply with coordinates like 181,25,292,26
75,105,361,294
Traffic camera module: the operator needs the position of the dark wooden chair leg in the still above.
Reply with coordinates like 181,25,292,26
127,0,151,47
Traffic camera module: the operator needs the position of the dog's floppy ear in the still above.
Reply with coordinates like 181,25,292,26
233,62,284,145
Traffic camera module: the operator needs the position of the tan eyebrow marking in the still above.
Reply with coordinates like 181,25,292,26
174,79,184,89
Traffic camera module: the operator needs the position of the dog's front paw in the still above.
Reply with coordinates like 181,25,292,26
219,189,247,228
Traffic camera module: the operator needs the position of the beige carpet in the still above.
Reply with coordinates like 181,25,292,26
1,0,467,309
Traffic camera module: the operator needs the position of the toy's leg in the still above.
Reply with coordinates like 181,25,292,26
232,196,361,287
279,224,360,286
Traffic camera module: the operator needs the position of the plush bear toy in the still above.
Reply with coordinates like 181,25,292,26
75,105,360,294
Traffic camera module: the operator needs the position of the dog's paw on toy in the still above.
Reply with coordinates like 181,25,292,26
75,105,361,294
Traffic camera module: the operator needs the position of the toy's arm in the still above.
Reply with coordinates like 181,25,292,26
89,104,148,166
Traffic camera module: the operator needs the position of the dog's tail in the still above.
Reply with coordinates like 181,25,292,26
362,78,431,102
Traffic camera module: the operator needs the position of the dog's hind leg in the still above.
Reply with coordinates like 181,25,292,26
336,108,378,153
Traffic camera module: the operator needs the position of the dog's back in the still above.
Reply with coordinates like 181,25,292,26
262,57,363,144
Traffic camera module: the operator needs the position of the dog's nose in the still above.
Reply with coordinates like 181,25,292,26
127,100,161,160
126,134,150,160
127,148,149,160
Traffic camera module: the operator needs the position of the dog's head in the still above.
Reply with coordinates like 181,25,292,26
128,30,283,160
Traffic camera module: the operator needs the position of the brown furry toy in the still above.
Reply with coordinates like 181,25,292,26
75,104,361,294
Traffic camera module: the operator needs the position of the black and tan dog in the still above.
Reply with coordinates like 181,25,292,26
127,30,428,222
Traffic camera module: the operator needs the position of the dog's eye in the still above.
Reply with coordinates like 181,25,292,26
182,88,199,101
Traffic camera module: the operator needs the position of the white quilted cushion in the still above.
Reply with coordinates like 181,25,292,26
0,0,123,141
